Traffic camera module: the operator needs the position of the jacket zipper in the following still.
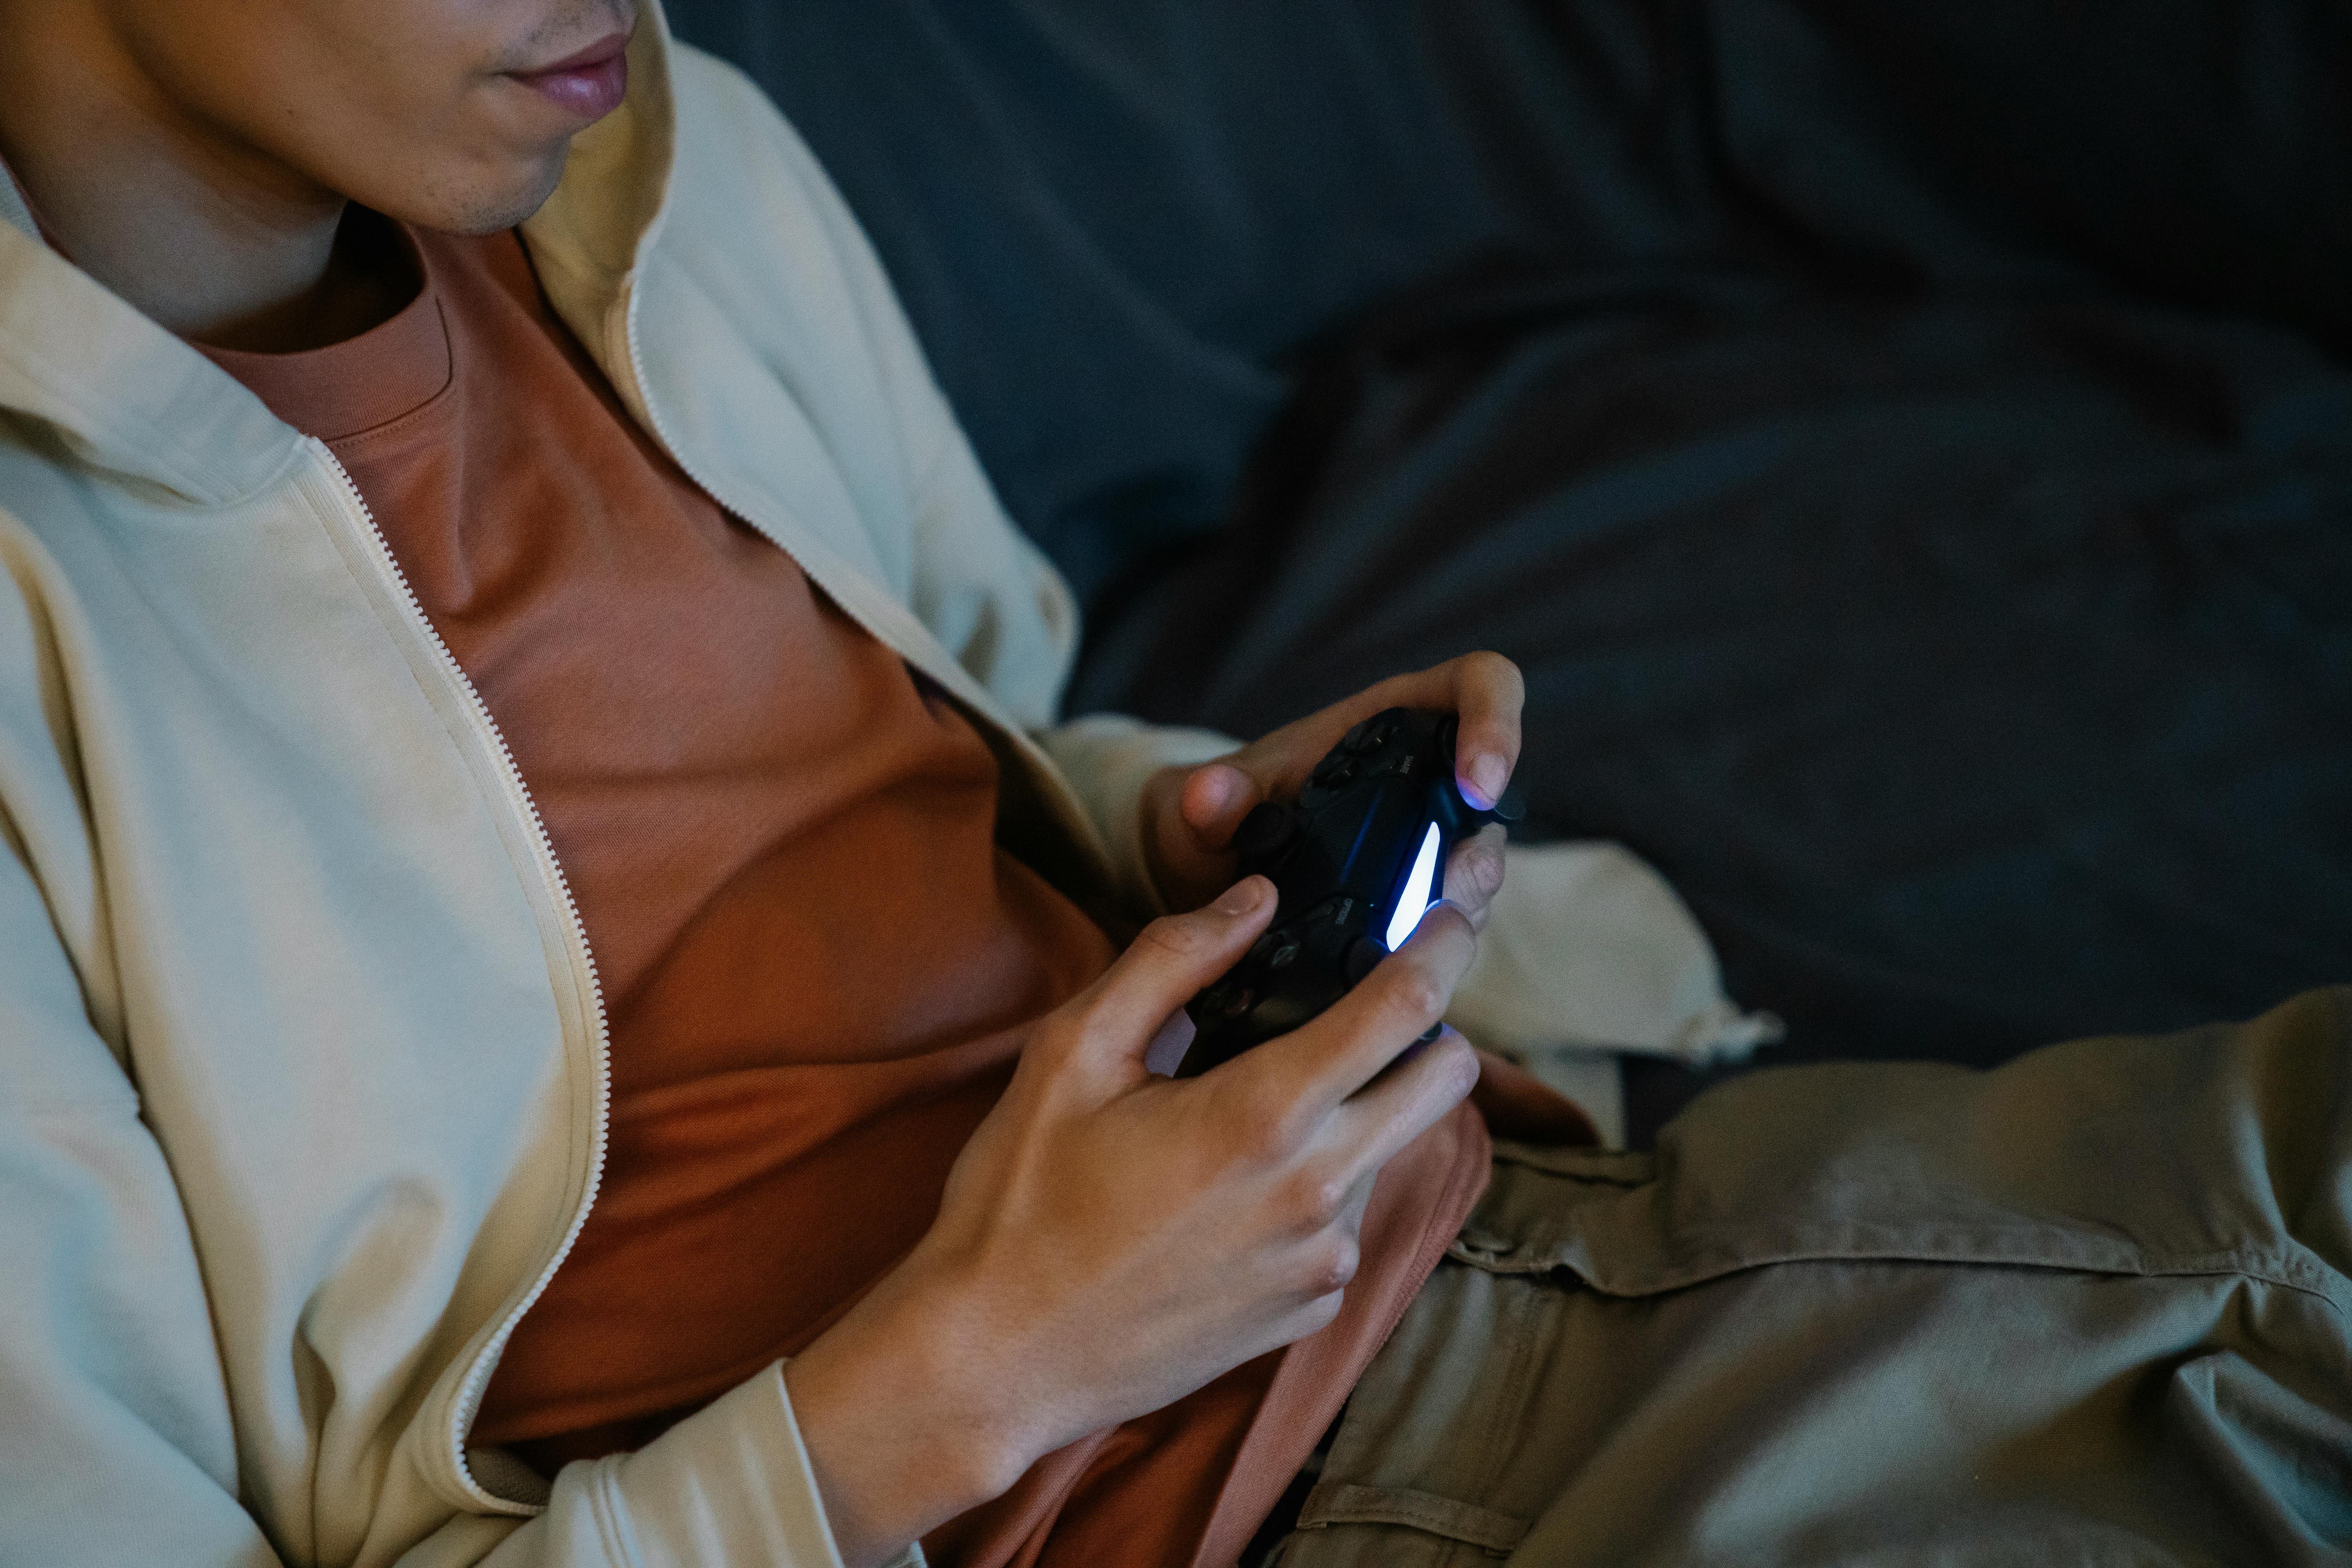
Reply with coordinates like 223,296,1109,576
318,446,613,1507
319,274,924,1510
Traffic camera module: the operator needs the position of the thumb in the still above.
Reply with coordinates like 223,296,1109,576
1146,761,1262,911
1178,760,1261,848
1074,874,1276,1075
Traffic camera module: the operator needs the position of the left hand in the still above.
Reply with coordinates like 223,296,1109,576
1139,652,1525,915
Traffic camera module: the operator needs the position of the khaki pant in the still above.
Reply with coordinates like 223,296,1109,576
1271,989,2352,1566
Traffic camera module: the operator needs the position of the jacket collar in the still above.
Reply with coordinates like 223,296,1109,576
0,1,679,509
520,4,677,365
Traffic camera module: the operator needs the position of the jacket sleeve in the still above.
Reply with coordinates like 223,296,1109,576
395,1367,918,1568
0,825,283,1566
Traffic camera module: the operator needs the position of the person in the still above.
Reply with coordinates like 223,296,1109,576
0,3,2342,1567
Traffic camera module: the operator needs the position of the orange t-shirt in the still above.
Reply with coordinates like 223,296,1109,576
196,211,1489,1568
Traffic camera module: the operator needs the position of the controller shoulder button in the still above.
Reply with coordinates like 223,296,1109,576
1340,716,1397,756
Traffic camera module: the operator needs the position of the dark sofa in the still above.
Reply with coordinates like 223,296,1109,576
665,0,2352,1141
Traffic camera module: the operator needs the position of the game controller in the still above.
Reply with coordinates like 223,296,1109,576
1174,707,1523,1076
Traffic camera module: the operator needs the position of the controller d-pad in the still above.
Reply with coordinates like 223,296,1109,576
1243,929,1305,973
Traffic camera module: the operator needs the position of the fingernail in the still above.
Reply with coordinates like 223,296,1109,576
1464,754,1508,810
1213,876,1265,915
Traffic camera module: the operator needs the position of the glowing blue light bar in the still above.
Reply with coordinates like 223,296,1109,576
1384,821,1443,951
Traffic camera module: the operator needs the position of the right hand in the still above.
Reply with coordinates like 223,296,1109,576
781,874,1483,1566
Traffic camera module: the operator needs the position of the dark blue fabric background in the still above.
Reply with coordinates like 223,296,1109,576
665,0,2351,1139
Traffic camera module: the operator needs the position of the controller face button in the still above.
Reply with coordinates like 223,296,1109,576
1343,936,1387,984
1268,940,1301,971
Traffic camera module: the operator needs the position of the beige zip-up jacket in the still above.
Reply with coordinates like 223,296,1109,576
0,13,1229,1568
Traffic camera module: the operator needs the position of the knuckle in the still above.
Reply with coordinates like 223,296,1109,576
1466,649,1525,697
1381,964,1449,1025
1298,1237,1361,1298
1232,1093,1301,1163
1430,1033,1481,1098
1278,1166,1350,1233
1129,913,1213,967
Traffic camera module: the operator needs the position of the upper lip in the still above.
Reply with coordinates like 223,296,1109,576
509,29,632,77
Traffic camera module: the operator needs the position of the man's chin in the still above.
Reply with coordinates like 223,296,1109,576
406,150,572,238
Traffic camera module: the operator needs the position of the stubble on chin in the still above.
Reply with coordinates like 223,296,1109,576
416,141,572,237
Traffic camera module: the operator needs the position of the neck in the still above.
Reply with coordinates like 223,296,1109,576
0,5,410,352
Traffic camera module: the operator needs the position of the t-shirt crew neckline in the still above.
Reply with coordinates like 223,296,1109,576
193,218,451,443
0,155,448,440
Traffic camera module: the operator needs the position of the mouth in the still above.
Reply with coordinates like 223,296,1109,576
504,29,633,121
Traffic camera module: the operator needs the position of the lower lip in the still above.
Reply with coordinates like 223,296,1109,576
510,51,629,120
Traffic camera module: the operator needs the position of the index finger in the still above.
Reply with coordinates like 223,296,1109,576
1432,651,1523,811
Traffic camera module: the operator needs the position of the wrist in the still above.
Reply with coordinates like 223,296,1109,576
782,1261,1050,1561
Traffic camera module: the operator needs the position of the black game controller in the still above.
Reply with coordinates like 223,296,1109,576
1175,708,1523,1076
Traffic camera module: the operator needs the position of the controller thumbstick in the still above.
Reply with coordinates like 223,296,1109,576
1344,936,1387,984
1232,802,1299,862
